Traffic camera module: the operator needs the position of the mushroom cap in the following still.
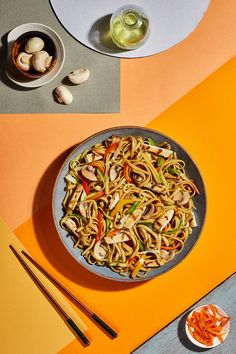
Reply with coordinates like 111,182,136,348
81,166,97,181
15,52,32,71
173,190,191,205
25,37,45,53
142,203,154,219
109,165,118,181
178,191,191,205
93,242,108,260
32,50,52,73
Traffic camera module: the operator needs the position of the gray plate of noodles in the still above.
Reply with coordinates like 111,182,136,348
53,127,206,282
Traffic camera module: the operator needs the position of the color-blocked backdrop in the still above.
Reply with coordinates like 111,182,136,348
0,0,236,353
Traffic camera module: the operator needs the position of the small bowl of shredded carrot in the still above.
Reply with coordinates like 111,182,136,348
185,304,230,348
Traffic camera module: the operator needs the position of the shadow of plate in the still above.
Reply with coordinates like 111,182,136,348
32,145,144,291
178,311,210,352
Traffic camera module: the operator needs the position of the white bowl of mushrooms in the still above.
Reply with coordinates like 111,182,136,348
9,23,65,84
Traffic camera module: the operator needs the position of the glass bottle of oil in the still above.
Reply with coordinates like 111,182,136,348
110,5,150,50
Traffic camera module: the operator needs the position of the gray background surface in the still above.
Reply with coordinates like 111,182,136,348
0,0,120,113
132,273,236,354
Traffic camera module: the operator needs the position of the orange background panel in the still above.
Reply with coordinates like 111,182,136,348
0,0,236,230
121,0,236,119
14,57,236,354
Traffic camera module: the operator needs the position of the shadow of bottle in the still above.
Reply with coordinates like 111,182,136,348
88,14,125,55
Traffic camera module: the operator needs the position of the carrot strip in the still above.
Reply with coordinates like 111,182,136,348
192,332,212,346
161,242,181,250
207,328,222,335
220,317,230,326
124,163,132,183
210,304,217,320
89,161,105,174
107,229,120,237
188,322,204,337
86,190,105,201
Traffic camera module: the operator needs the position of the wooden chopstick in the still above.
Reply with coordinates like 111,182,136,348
9,245,90,346
21,250,118,339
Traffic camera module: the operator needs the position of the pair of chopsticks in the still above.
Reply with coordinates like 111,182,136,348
9,245,117,346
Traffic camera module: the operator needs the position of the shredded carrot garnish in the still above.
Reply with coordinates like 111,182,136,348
187,304,230,346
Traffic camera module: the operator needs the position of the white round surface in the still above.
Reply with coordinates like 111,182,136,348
50,0,210,58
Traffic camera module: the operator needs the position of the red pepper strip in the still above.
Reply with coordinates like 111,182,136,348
89,161,105,174
96,210,103,243
104,142,119,158
82,176,90,195
161,242,181,250
86,190,105,201
124,163,132,183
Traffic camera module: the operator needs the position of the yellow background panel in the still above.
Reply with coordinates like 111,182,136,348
0,218,87,354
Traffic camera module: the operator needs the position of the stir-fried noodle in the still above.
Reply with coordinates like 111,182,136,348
60,136,199,278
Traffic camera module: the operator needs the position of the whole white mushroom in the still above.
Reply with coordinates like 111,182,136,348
54,86,73,105
68,68,90,84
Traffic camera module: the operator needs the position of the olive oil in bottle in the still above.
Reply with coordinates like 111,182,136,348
110,5,150,50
